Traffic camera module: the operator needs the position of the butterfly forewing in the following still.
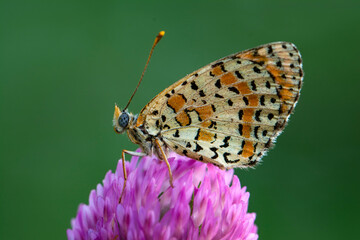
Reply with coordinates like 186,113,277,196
138,42,303,169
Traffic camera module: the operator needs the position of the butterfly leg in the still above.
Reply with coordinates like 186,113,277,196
119,150,146,203
155,138,174,188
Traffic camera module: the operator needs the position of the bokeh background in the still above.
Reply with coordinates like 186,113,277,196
1,0,359,239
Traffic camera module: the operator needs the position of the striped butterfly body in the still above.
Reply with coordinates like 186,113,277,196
114,37,303,194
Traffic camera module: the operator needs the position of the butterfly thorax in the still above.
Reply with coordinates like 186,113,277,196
132,112,169,158
126,125,153,155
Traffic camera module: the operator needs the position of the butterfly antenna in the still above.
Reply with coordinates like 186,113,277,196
123,31,165,110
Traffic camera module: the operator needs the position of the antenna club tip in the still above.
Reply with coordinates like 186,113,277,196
155,31,165,44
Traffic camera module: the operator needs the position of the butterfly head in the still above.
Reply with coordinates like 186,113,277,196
113,104,134,134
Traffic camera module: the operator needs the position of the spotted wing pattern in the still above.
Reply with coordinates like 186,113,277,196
138,42,303,169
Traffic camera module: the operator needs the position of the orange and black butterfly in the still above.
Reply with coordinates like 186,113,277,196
113,31,303,198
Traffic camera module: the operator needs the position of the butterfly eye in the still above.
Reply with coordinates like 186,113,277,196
118,113,130,128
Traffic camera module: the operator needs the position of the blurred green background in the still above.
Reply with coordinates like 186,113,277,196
1,0,359,239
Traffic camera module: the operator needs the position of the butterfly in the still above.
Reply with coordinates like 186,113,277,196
113,31,303,199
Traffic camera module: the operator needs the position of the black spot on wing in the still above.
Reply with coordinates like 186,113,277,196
235,71,244,79
210,147,218,159
238,124,243,135
220,65,226,73
208,120,217,129
260,95,265,106
211,133,217,143
194,143,203,152
255,110,262,122
243,97,249,105
254,126,259,139
215,79,221,88
161,115,166,122
268,113,274,120
212,61,224,68
266,81,271,89
228,87,239,94
173,130,180,138
199,90,206,97
253,66,261,73
238,110,243,120
262,130,268,136
191,81,198,90
251,80,257,91
220,136,231,148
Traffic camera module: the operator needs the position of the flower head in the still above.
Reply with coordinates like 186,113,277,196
67,151,258,240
